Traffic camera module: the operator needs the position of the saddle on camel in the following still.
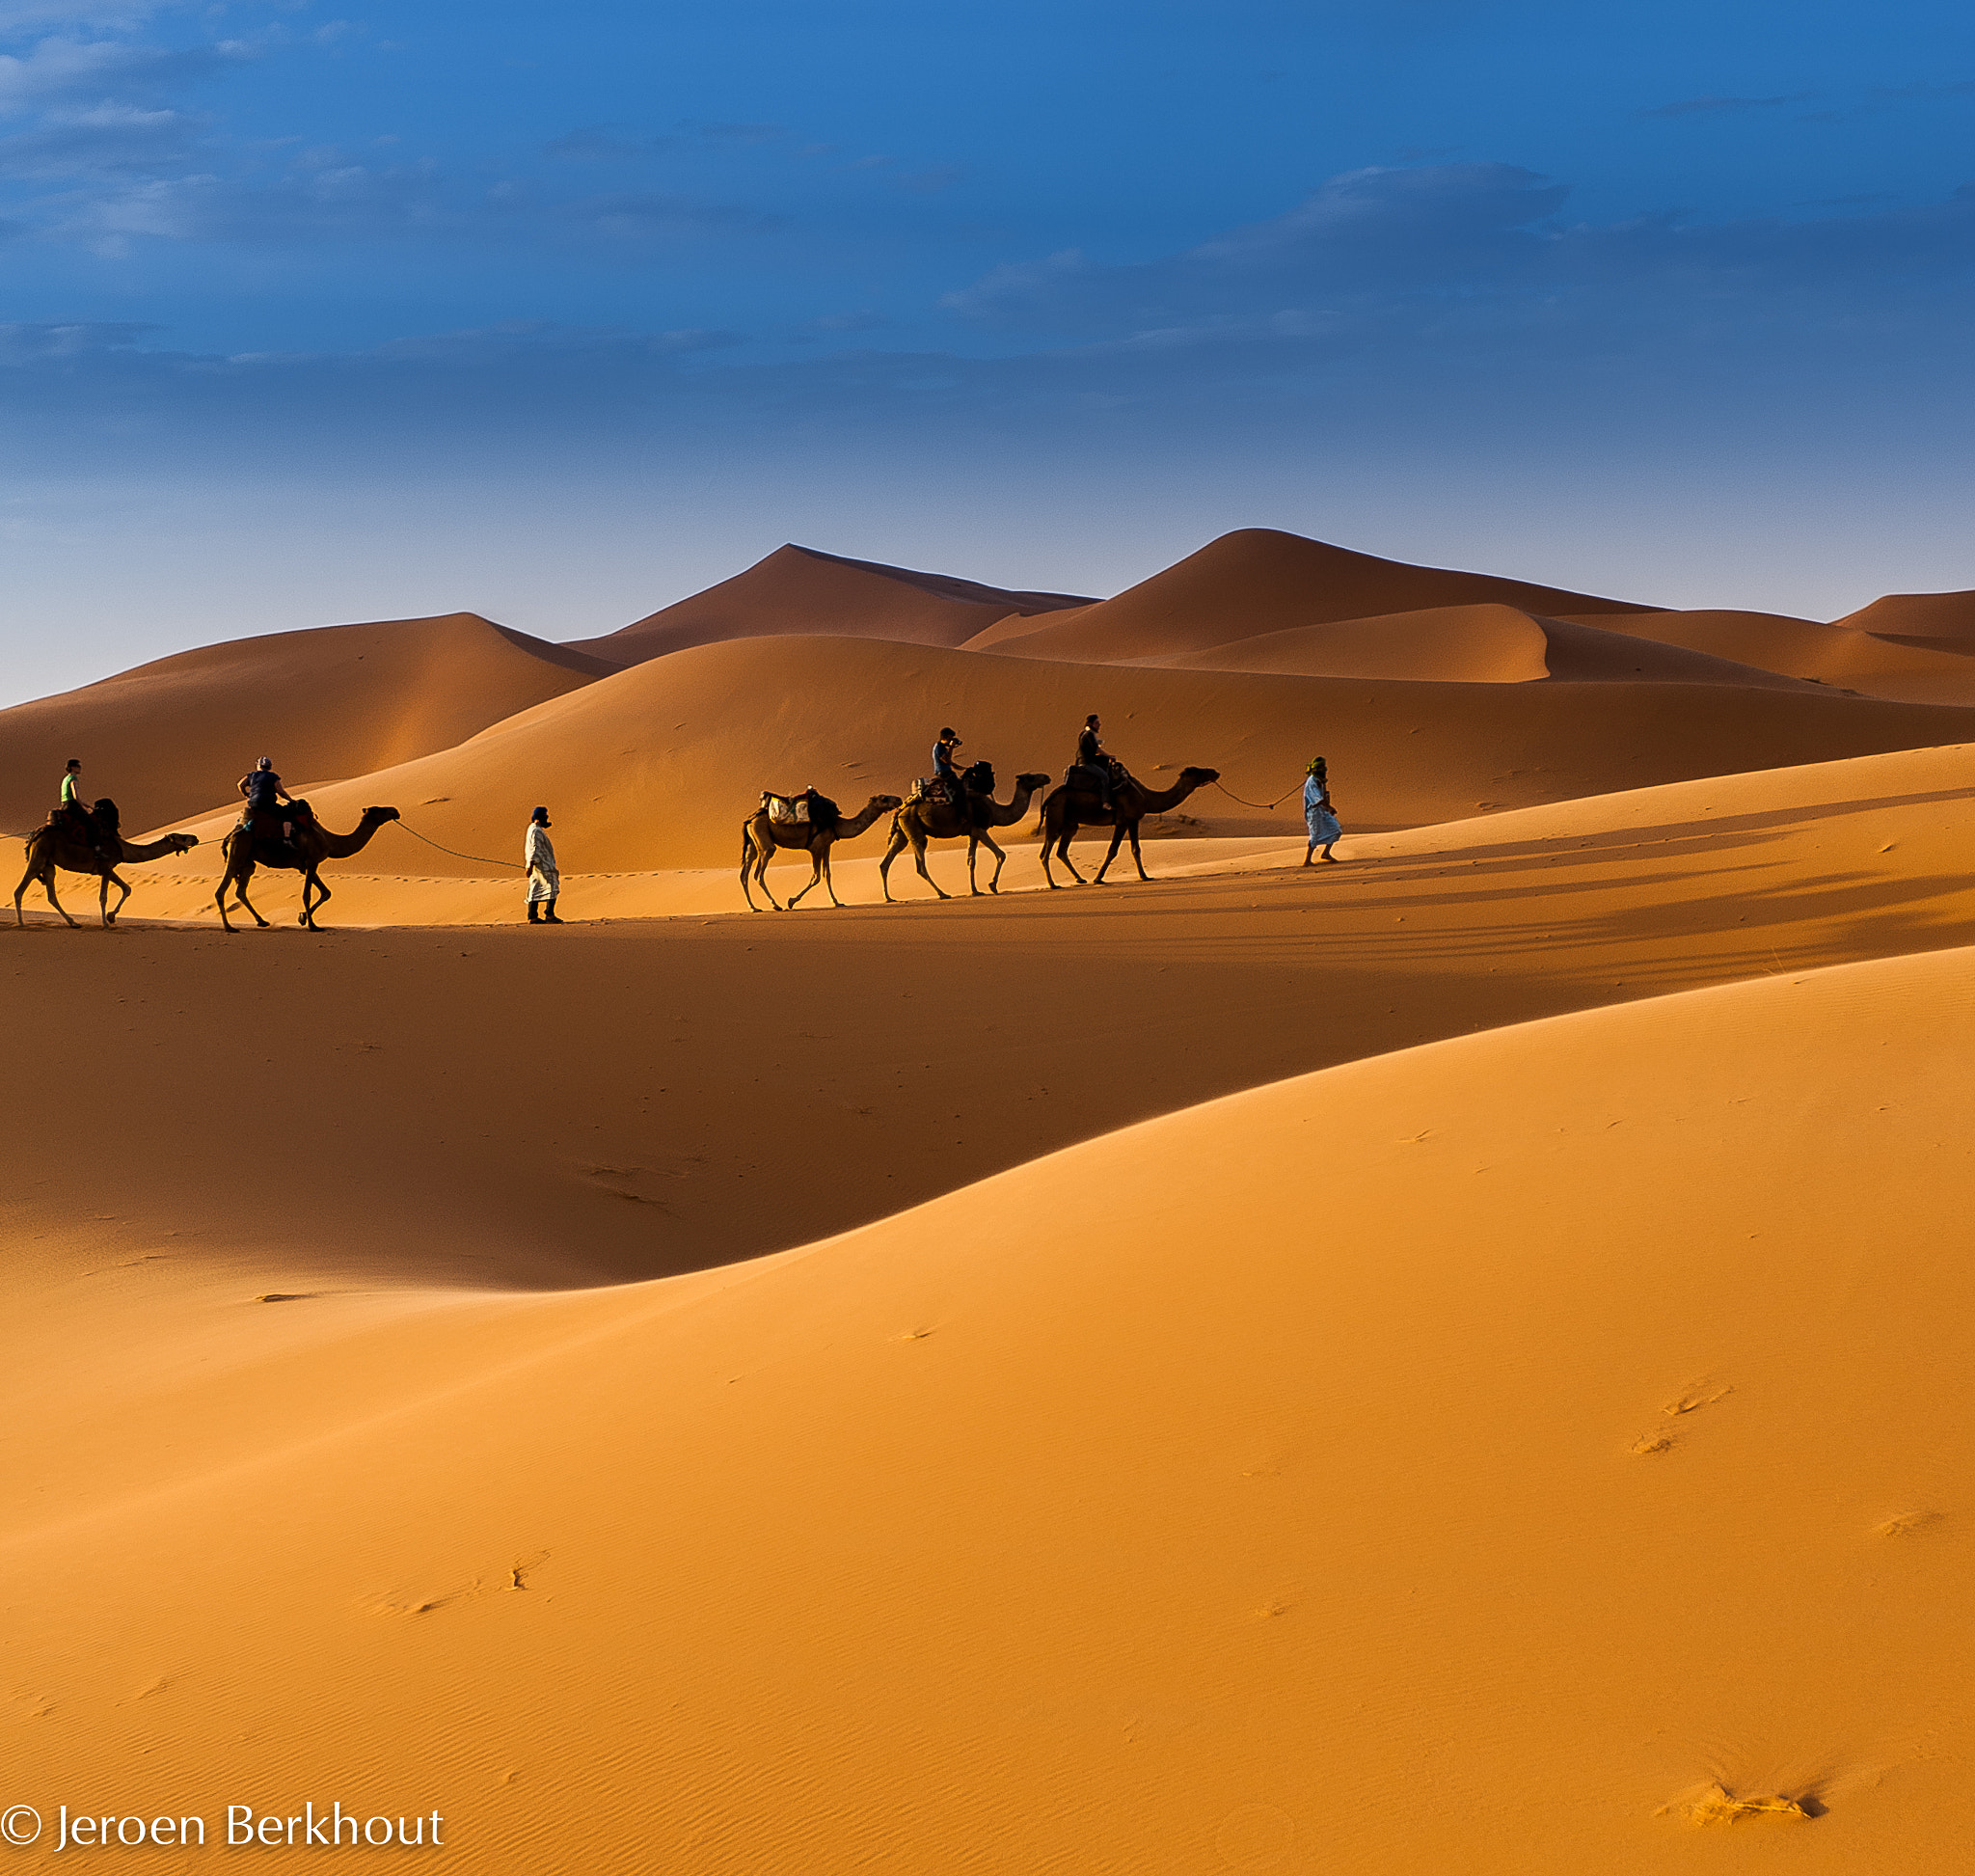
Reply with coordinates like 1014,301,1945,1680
906,758,993,823
762,786,840,831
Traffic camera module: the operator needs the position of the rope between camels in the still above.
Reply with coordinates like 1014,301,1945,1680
1208,776,1303,812
387,820,525,870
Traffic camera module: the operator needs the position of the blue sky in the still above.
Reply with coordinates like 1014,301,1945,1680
4,0,1973,700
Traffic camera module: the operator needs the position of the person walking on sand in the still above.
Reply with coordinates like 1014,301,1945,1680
1303,756,1342,865
525,805,562,923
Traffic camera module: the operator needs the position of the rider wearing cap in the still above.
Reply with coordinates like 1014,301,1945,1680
932,727,966,819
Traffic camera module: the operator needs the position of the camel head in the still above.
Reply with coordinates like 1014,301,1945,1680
1015,773,1052,794
362,805,402,827
167,831,200,853
868,794,905,812
1178,767,1221,786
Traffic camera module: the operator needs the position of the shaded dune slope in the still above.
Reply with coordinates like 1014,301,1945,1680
965,528,1661,660
1153,602,1813,688
567,543,1095,666
5,944,1971,1874
1552,608,1975,705
0,614,614,835
20,738,1975,1281
166,634,1975,872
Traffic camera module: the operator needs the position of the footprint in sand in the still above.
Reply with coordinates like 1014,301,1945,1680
1662,1782,1814,1825
1875,1509,1946,1538
1662,1379,1733,1418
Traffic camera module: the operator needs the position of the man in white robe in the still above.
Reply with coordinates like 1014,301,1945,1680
525,805,562,923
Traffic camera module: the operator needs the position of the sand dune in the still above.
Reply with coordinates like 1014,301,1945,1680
5,916,1970,1870
137,634,1975,884
1833,588,1975,644
965,527,1661,661
1551,608,1975,705
566,543,1094,666
0,613,613,837
11,527,1975,1875
1150,601,1814,688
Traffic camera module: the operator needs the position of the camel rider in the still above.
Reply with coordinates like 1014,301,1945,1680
932,727,966,819
238,756,295,847
60,758,110,863
1074,714,1114,811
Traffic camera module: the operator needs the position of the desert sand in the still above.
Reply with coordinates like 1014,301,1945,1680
6,529,1974,1872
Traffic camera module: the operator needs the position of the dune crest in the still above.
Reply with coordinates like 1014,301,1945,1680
967,527,1660,662
567,542,1094,666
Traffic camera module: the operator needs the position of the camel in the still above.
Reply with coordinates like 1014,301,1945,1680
215,804,401,933
14,810,200,928
1036,765,1221,887
739,793,903,911
879,763,1053,901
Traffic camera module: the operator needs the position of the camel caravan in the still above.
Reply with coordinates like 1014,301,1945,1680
14,715,1231,928
741,717,1221,911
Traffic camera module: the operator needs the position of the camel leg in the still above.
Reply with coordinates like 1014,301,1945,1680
231,867,271,930
1040,818,1059,889
910,829,947,901
787,843,824,908
972,831,1006,895
878,824,908,904
102,871,131,927
301,868,330,930
39,869,80,929
757,840,785,911
741,828,777,911
1127,820,1150,883
824,844,846,910
14,865,41,928
1094,822,1128,884
1057,823,1089,885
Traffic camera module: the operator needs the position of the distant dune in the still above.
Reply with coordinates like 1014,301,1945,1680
156,633,1975,876
1550,608,1975,705
0,613,613,836
1833,588,1975,645
567,543,1095,666
966,528,1661,661
1149,602,1814,689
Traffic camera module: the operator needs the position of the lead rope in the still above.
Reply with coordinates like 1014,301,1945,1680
386,820,525,870
1207,776,1305,812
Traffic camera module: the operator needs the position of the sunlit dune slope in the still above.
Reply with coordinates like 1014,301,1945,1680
1152,602,1811,688
153,634,1975,871
566,543,1094,666
6,942,1971,1873
1834,588,1975,645
0,613,614,836
965,527,1660,660
1551,608,1975,705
